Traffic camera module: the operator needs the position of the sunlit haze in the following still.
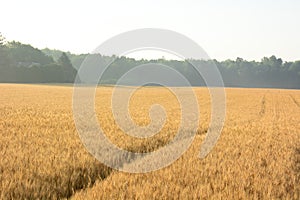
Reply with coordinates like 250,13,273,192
1,0,299,61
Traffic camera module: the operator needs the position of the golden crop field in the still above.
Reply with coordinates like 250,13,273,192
0,84,299,199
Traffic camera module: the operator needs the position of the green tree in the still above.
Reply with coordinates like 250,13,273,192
58,52,77,82
58,52,73,69
0,33,5,47
0,33,11,68
7,41,53,66
262,55,283,71
0,33,17,82
289,61,300,74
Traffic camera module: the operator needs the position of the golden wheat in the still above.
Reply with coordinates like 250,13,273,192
0,84,299,199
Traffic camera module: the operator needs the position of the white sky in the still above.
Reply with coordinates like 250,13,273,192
0,0,299,61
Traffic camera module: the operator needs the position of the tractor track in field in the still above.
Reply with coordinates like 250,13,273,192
289,95,300,108
259,95,266,116
239,94,267,125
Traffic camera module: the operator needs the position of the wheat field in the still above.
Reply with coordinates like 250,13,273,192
0,84,299,199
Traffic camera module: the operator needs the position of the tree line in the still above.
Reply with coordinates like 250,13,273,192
0,33,77,83
0,33,300,89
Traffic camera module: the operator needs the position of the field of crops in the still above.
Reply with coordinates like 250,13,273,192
0,84,299,199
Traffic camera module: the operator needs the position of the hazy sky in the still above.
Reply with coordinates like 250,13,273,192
1,0,299,61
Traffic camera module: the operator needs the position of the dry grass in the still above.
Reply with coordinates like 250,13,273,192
0,84,299,199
